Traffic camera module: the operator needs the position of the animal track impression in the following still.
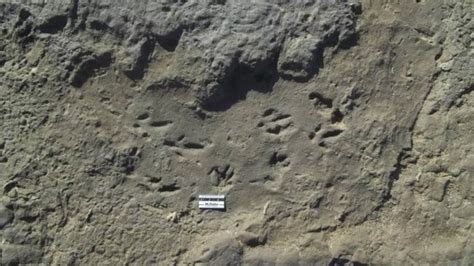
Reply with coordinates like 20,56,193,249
269,151,290,167
183,142,205,149
258,108,294,136
321,129,344,139
209,164,234,186
162,134,209,151
318,128,344,147
309,91,333,109
136,112,150,120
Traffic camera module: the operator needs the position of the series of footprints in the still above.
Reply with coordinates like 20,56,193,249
203,151,292,187
255,108,294,185
251,98,347,186
133,91,347,189
134,110,210,151
256,97,346,147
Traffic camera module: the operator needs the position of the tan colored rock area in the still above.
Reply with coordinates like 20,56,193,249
0,0,472,265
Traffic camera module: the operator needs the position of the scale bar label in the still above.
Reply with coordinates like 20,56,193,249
199,195,225,210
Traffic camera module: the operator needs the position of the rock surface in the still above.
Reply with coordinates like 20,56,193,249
0,0,472,264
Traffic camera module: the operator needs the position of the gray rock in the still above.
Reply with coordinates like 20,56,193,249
2,244,42,265
194,235,243,265
0,205,13,228
2,0,359,109
278,36,322,81
0,0,472,265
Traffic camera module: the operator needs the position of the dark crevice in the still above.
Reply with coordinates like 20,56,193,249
183,142,205,149
127,147,139,156
37,15,68,34
89,19,109,31
201,56,279,112
210,0,226,5
434,49,442,61
75,6,88,32
269,152,287,166
68,0,79,22
149,120,173,127
349,2,362,14
16,8,31,27
124,37,156,80
308,195,323,209
314,123,322,133
121,162,136,175
263,175,274,182
338,31,359,50
163,140,176,147
266,125,281,135
329,258,367,266
379,150,410,207
331,109,344,123
158,181,180,192
70,51,113,87
19,214,38,223
156,27,183,52
147,176,161,183
338,209,352,223
4,180,18,194
263,108,277,117
16,21,33,39
136,112,150,120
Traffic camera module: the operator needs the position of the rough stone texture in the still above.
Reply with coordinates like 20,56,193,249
0,0,473,265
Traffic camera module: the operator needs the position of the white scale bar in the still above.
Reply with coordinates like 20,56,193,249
199,195,225,199
199,194,226,209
